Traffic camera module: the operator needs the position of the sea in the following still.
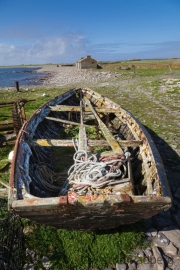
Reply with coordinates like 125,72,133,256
0,67,47,88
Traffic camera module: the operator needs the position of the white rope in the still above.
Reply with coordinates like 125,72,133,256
59,150,129,195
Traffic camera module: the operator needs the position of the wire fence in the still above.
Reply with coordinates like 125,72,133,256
0,198,25,270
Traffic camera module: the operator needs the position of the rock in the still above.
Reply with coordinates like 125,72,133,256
162,254,173,268
152,245,164,270
171,255,180,269
138,264,151,270
172,144,178,150
104,268,114,270
23,263,35,270
115,263,127,270
160,225,180,247
153,232,170,247
41,256,51,269
143,248,153,258
161,242,177,256
134,249,144,258
146,227,158,237
128,261,137,269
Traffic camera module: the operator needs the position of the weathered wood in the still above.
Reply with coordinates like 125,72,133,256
84,96,124,155
78,100,87,151
0,178,9,188
30,139,142,148
117,139,143,147
0,120,14,131
0,188,8,197
49,105,117,113
1,141,16,146
30,139,109,147
0,101,15,106
45,116,91,127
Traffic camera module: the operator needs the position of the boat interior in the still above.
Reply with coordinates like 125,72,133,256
14,88,162,200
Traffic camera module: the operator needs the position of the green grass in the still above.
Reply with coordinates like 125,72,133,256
22,219,146,270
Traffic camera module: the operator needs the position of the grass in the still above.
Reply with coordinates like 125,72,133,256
22,219,147,269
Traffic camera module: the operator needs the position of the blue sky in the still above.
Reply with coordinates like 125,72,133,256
0,0,180,65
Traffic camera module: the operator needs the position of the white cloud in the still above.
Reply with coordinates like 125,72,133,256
0,34,87,65
1,36,180,65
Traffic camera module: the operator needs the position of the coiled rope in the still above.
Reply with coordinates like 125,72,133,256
60,150,130,195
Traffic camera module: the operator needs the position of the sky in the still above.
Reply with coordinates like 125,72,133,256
0,0,180,65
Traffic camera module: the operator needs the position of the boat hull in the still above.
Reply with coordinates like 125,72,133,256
9,88,172,230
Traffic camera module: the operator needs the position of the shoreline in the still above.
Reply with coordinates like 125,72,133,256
0,65,121,90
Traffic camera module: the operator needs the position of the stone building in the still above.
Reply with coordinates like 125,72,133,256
76,55,98,70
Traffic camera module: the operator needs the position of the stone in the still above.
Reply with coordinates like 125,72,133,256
161,242,177,256
152,245,164,270
147,227,158,237
153,232,170,247
128,261,137,270
136,249,145,258
41,256,51,269
171,255,180,269
138,263,151,270
104,268,114,270
143,248,153,258
160,225,180,247
162,254,173,268
115,263,127,270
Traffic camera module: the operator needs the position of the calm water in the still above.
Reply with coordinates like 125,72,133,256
0,67,47,88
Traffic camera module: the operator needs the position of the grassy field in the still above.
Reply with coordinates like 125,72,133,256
0,59,180,268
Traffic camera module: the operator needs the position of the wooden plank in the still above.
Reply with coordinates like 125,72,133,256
0,188,8,197
78,100,87,151
45,116,90,127
84,96,124,155
30,139,109,147
0,178,9,188
30,139,142,148
117,139,143,148
0,120,14,131
49,105,117,113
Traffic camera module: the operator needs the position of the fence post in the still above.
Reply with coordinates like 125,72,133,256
15,81,20,92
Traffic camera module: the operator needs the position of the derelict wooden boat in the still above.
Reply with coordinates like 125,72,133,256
9,88,172,230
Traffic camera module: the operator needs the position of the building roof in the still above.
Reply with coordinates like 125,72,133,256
76,55,97,63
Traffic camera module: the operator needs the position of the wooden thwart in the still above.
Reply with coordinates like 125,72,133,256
49,105,117,113
45,116,91,127
30,139,142,147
